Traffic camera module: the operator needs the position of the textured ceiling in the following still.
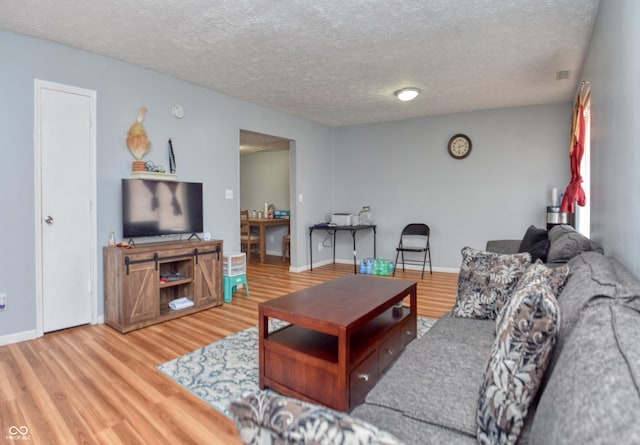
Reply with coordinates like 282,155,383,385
0,0,600,127
240,130,290,155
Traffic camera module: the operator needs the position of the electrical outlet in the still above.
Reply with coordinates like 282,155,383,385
318,242,323,252
0,293,6,311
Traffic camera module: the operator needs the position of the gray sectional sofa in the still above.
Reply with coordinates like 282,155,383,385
230,225,640,445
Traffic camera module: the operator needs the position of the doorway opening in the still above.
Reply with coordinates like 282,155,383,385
239,130,295,265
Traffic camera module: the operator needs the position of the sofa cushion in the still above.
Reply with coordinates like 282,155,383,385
362,315,496,437
529,301,640,445
477,277,560,445
546,252,619,378
495,260,569,332
517,225,549,262
485,239,521,255
546,224,603,263
452,247,531,320
351,403,476,445
229,391,403,445
609,256,640,298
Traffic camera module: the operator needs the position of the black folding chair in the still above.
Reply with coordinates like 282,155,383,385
393,224,432,279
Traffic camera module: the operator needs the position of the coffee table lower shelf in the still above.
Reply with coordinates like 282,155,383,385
261,307,416,411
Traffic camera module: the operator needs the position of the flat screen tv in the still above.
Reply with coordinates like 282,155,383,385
122,179,203,238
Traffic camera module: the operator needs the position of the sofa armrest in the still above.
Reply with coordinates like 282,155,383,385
230,391,404,445
485,239,521,254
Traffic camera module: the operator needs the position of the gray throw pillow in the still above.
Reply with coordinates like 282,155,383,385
547,225,603,263
452,247,531,320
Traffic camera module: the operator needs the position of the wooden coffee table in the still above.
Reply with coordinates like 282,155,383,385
258,275,417,412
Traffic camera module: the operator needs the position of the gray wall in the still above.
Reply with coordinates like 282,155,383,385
333,104,571,269
581,0,640,277
240,150,290,212
0,31,333,339
240,149,291,254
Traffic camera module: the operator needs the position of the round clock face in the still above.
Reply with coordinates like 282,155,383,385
448,134,472,159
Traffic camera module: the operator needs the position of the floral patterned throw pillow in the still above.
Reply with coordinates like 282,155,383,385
476,271,562,445
230,391,403,445
495,260,569,333
452,247,531,320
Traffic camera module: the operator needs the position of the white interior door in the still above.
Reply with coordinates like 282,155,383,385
35,80,97,333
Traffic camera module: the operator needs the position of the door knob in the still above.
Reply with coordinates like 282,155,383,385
44,216,54,225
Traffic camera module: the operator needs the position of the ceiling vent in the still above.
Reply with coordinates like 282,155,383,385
556,70,570,80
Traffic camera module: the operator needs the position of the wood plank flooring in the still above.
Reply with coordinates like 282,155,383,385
0,258,458,444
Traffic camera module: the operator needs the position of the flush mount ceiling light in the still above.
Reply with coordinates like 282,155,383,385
394,87,421,101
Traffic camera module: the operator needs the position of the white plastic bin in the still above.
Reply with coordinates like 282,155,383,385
223,252,246,277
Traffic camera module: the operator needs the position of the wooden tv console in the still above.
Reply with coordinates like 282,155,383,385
103,239,223,333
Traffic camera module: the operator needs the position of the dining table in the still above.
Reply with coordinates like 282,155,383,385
248,217,291,263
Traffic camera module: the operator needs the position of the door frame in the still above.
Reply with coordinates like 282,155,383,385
33,79,98,337
238,129,297,267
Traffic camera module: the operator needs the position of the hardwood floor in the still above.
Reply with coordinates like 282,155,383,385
0,258,458,445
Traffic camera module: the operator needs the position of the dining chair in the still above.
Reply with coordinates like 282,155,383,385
282,234,291,261
240,210,260,260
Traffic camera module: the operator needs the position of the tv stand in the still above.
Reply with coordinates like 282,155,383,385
103,239,223,333
188,233,201,241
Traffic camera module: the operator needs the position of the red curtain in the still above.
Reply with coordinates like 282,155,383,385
560,86,588,213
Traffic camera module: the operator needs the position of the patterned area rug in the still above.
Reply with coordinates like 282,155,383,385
157,317,435,418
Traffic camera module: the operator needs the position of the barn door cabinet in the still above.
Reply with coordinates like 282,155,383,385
104,239,223,333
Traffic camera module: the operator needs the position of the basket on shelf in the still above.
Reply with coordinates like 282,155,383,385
132,161,147,172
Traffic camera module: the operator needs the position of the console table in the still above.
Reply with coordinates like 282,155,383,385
308,224,377,273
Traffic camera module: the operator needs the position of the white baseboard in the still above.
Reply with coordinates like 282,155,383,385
1,317,105,347
0,329,39,346
289,258,334,273
334,258,460,274
290,258,460,274
392,263,460,274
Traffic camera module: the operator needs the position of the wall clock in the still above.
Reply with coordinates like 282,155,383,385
447,134,472,159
